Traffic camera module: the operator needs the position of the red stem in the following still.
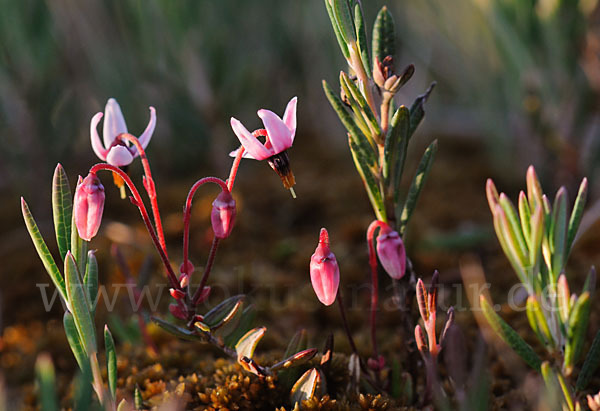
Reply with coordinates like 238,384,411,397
119,133,168,258
336,289,359,354
227,146,245,192
366,220,387,358
192,236,220,305
89,163,179,289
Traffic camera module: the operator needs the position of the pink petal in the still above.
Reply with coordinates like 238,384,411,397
135,106,156,154
283,96,297,142
257,109,292,154
230,117,271,160
229,146,259,159
106,146,134,166
90,112,108,160
103,98,128,148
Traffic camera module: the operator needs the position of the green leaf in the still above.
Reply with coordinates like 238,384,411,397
84,251,98,315
493,205,529,280
203,295,245,330
349,137,386,221
340,71,380,137
151,316,202,341
529,206,545,269
383,106,410,186
498,194,529,264
409,82,435,137
564,292,590,373
104,325,117,400
270,348,318,371
235,326,266,360
224,304,256,347
333,0,356,44
73,359,93,411
550,187,568,281
21,198,67,303
517,191,531,249
540,362,570,411
354,3,371,78
566,177,587,254
324,0,350,59
51,164,72,261
526,296,554,348
576,328,600,391
322,80,376,166
398,140,437,236
64,311,88,371
284,329,308,359
65,252,97,354
372,6,395,65
35,354,59,411
480,296,541,371
526,166,544,211
70,208,88,279
134,385,143,410
290,368,321,406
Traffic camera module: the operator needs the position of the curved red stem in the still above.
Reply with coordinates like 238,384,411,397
227,146,245,192
366,220,387,358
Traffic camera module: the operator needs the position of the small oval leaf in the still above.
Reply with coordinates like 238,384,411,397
290,368,321,406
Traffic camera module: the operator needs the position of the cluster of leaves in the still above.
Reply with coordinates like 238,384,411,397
22,165,117,408
483,166,600,410
322,0,436,234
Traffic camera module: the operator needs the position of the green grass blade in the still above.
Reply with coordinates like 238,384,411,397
576,328,600,391
84,251,98,315
35,354,59,411
566,178,587,254
354,3,371,78
64,311,88,371
104,325,117,400
65,252,97,354
372,6,395,65
398,140,437,236
480,296,541,371
21,198,68,303
51,164,72,261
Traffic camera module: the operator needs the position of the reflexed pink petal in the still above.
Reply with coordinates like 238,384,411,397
283,96,297,142
90,112,108,160
102,98,128,148
229,146,258,159
230,117,271,160
106,146,134,166
257,109,292,153
136,106,156,153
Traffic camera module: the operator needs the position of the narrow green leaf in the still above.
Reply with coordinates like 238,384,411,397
151,316,202,341
21,198,67,303
333,0,356,44
324,0,350,59
284,329,308,359
35,354,59,411
290,368,321,406
340,71,380,137
71,209,88,279
540,362,568,411
550,188,568,281
65,252,97,354
398,140,437,235
409,82,435,137
526,296,554,348
64,311,88,371
499,194,529,264
495,205,529,274
492,209,529,285
104,325,117,400
270,348,318,371
518,191,532,248
134,385,143,410
73,359,93,411
235,327,266,360
224,304,256,347
564,292,590,372
566,177,587,253
557,274,570,326
323,80,376,166
480,296,542,371
116,400,128,411
383,106,409,186
51,164,72,261
526,166,544,211
529,206,544,269
84,251,98,315
576,328,600,391
354,3,371,78
372,6,395,65
203,295,245,330
349,137,386,221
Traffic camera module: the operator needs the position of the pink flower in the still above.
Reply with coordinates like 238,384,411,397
230,97,297,190
74,173,105,241
375,223,406,280
90,98,156,167
310,228,340,306
211,189,236,239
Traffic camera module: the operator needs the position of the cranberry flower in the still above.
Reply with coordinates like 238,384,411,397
230,97,297,195
90,98,156,167
74,173,105,241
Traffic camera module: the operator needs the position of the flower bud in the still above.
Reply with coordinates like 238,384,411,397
375,224,406,280
74,173,105,241
170,288,185,300
169,303,187,320
211,189,236,239
309,228,340,306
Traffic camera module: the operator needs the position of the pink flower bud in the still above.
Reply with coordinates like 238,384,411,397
169,303,187,320
211,189,236,239
170,288,185,300
74,173,105,241
309,228,340,306
375,224,406,280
